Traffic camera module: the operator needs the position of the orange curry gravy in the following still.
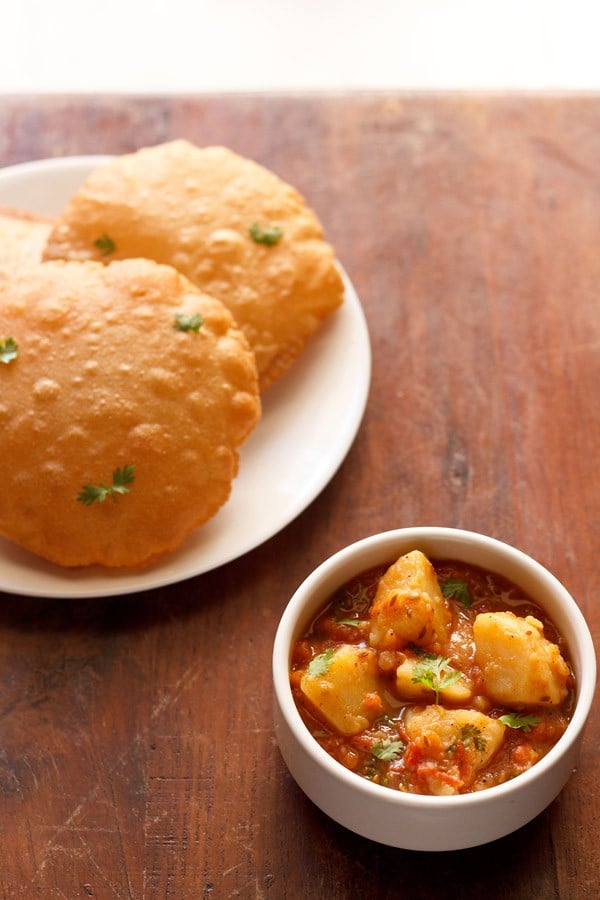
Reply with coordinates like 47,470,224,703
290,558,575,795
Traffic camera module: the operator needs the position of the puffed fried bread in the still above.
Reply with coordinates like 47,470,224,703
0,206,54,271
0,257,260,567
43,140,345,390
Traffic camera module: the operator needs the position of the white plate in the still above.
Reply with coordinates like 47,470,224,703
0,155,371,598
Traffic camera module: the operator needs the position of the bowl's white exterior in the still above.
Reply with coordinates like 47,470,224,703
272,527,596,851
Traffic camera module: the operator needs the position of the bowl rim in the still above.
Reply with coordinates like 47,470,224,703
273,526,597,809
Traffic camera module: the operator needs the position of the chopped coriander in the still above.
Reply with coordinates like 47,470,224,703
414,647,441,660
308,648,335,677
371,739,405,761
94,233,116,256
374,714,396,727
459,724,487,752
411,655,463,704
336,618,367,628
499,713,542,733
249,222,283,246
363,762,377,781
409,645,436,658
441,578,472,608
0,337,18,365
174,312,204,333
77,464,135,506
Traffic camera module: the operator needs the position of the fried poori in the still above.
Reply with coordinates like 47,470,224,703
43,140,345,390
0,257,260,567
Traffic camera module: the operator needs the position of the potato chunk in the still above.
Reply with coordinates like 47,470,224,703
404,706,506,795
473,611,570,707
395,656,473,703
369,550,452,651
300,645,383,735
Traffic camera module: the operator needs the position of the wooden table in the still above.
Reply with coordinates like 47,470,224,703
0,93,598,899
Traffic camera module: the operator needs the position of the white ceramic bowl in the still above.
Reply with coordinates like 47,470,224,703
272,527,596,851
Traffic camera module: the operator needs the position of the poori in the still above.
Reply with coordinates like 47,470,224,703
43,140,345,390
0,257,260,567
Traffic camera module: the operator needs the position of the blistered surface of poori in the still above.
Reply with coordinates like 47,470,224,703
0,257,260,567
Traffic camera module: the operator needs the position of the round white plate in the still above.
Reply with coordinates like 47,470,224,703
0,155,371,598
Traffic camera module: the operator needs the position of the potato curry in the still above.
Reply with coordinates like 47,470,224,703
290,551,574,796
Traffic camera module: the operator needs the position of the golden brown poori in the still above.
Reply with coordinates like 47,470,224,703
43,140,345,390
0,257,260,567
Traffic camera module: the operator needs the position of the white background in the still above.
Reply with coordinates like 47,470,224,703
1,0,599,94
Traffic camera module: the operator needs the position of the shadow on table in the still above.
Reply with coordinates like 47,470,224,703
282,774,563,899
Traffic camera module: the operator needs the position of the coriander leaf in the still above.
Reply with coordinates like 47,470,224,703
409,645,437,659
439,670,463,691
371,739,405,761
111,464,136,494
412,664,436,693
412,655,463,704
249,222,283,246
94,233,116,256
374,714,396,727
0,337,18,365
499,713,542,733
460,724,487,752
441,578,472,608
174,312,204,333
336,618,367,628
77,483,110,506
308,648,335,677
77,465,135,506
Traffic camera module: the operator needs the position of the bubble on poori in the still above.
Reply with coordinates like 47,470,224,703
0,257,261,567
43,140,345,391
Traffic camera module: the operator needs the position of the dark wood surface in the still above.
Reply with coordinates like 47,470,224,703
0,93,598,898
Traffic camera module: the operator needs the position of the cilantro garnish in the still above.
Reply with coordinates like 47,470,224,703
409,644,433,658
441,578,472,608
174,312,204,333
371,739,405,761
0,337,18,365
336,618,367,628
459,724,487,752
249,222,283,246
77,465,136,506
94,234,116,256
411,655,463,704
499,713,542,733
308,648,335,677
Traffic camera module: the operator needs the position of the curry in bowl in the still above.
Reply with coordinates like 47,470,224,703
290,550,574,796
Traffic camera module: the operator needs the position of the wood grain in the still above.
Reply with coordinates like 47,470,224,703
0,93,598,898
